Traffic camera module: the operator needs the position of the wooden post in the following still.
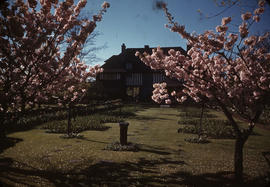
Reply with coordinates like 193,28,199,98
119,121,129,145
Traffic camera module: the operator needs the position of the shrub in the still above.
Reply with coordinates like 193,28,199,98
178,110,217,119
184,136,210,144
259,108,270,125
203,119,235,139
178,119,236,139
178,125,199,134
41,111,128,134
178,118,199,126
5,103,130,133
42,115,112,134
3,103,137,135
59,133,84,139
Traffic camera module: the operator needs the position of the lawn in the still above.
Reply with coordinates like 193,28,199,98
0,105,270,186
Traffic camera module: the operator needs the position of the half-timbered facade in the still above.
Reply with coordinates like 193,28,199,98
96,44,186,101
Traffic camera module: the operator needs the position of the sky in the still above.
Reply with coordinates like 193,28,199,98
83,0,270,65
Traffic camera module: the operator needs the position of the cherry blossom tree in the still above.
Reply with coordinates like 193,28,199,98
136,0,270,181
0,0,109,136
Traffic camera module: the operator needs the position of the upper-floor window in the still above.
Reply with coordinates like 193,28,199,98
126,73,142,86
153,73,165,83
125,63,132,70
99,73,120,80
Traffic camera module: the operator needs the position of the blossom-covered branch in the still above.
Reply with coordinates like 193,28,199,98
0,0,109,113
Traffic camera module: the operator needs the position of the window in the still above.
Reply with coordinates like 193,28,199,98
126,73,142,85
99,73,120,80
126,87,140,98
153,73,165,83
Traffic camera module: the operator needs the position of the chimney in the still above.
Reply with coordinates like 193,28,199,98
121,43,126,53
144,45,149,50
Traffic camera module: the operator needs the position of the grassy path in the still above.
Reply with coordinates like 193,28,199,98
0,106,270,186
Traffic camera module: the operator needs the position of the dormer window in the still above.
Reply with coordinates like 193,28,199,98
126,63,132,70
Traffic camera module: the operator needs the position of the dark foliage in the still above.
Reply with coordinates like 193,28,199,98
178,119,236,139
104,142,139,152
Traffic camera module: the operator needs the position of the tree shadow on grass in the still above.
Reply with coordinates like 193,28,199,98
0,158,267,187
263,151,270,168
76,137,109,144
0,137,23,154
132,115,169,121
138,144,172,155
0,137,23,187
0,138,268,186
0,155,269,186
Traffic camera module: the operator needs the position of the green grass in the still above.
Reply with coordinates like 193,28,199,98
1,105,270,186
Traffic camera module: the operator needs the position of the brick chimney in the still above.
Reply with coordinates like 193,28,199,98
121,43,126,53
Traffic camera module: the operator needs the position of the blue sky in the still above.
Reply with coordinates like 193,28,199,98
84,0,270,65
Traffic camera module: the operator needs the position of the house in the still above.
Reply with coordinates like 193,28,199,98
96,44,187,101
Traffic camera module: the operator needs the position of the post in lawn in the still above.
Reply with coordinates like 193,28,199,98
119,121,129,145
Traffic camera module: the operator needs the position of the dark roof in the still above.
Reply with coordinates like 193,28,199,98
101,45,186,73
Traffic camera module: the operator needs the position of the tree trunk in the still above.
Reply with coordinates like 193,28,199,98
67,105,71,135
198,103,204,137
215,99,259,183
0,107,8,138
0,121,5,139
234,136,246,182
216,101,246,182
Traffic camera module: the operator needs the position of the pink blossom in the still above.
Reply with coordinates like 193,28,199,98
102,1,110,9
221,17,232,26
258,32,269,42
216,25,228,33
254,7,264,15
224,33,238,50
205,92,212,98
68,86,75,92
93,15,102,22
239,22,248,38
165,99,171,104
57,35,64,42
74,0,87,15
253,15,260,22
260,76,267,83
258,0,265,7
265,53,270,60
71,96,77,102
178,96,187,103
253,91,260,97
244,36,257,46
241,12,252,20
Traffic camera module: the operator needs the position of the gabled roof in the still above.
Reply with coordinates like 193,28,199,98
101,45,186,73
